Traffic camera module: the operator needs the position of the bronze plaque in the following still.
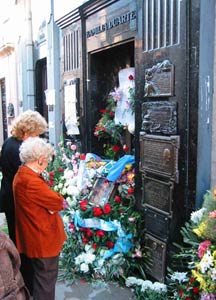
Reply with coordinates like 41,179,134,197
144,60,174,97
144,207,170,241
141,101,177,134
141,175,174,215
145,234,167,282
139,133,180,182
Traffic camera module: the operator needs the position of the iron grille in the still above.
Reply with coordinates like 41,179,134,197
63,31,79,72
143,0,180,51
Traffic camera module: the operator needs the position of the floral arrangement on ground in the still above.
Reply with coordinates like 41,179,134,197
46,139,149,285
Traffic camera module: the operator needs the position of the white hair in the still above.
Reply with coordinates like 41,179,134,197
19,137,54,163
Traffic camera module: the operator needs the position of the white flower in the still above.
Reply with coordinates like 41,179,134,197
62,215,69,224
152,282,167,292
64,169,74,179
85,253,96,264
170,271,188,283
190,207,207,224
211,267,216,280
125,276,140,287
140,280,153,292
199,250,214,273
58,182,63,189
80,263,89,273
75,254,84,265
66,185,80,196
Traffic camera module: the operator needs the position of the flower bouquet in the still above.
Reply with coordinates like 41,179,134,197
168,189,216,299
46,139,148,283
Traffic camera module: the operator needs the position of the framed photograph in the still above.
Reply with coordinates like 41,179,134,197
88,178,116,206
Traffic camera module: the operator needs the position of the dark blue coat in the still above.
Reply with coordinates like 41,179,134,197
0,137,22,212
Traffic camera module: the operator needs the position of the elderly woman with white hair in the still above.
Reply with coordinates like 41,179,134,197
13,137,66,300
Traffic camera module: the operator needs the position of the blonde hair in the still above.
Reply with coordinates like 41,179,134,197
19,137,54,163
11,110,48,140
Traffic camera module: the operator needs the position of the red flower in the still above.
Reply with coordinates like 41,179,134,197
103,203,111,214
109,111,114,116
80,227,86,232
100,109,106,114
128,74,134,80
48,181,54,187
58,167,63,172
93,207,103,217
82,237,89,244
192,287,199,294
86,229,93,237
114,195,121,203
112,145,120,152
92,243,98,249
106,241,114,249
189,278,195,284
80,199,88,211
128,187,135,194
49,171,55,176
96,230,105,237
80,154,86,160
80,278,87,283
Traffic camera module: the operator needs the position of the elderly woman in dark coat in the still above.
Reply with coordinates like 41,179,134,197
0,230,30,299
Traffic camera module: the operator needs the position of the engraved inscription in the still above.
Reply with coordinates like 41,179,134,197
144,60,174,97
141,101,177,134
139,133,180,182
142,175,174,214
144,207,170,241
145,234,167,282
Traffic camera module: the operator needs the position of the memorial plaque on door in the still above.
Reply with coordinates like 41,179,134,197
145,234,167,282
144,60,174,97
141,101,177,134
141,174,174,215
144,207,170,241
139,133,180,182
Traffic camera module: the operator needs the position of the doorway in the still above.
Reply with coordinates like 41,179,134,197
89,41,134,156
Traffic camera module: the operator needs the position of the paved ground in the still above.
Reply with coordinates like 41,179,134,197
55,280,134,300
0,213,134,300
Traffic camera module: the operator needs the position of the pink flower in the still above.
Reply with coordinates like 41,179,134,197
209,210,216,218
71,144,77,151
198,240,212,258
128,217,136,222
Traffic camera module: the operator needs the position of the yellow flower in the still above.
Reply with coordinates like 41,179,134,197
193,221,207,238
192,269,206,290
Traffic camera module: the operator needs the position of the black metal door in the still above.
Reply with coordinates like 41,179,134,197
134,0,200,281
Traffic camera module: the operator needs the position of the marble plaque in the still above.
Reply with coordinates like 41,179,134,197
145,234,167,282
139,133,180,182
141,175,174,215
141,101,177,134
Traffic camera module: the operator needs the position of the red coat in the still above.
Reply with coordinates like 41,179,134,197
13,166,66,258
